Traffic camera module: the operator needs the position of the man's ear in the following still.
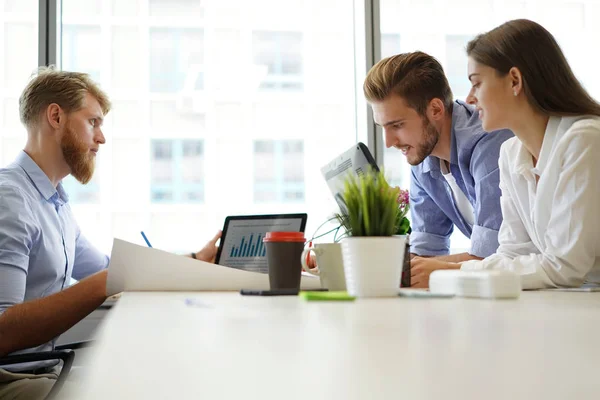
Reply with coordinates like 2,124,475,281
427,98,445,122
46,103,62,130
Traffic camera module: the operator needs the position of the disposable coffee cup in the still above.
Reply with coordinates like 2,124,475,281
263,232,306,290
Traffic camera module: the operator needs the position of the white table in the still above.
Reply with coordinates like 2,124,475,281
57,297,117,346
73,291,600,399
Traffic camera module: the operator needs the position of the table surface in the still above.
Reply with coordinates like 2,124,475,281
73,291,600,399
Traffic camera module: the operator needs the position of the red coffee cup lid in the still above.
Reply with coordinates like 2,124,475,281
263,232,306,243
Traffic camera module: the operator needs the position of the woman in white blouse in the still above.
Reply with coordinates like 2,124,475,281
411,19,600,289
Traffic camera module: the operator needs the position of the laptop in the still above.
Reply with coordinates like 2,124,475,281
214,213,308,273
320,142,411,287
320,142,379,213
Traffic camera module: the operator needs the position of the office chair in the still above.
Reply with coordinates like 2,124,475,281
0,295,115,398
0,341,92,400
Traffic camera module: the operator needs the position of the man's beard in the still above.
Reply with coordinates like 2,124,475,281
407,117,440,166
61,124,95,184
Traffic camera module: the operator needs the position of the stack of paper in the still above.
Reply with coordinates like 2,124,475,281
106,239,320,295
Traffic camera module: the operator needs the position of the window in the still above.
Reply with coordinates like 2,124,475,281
149,0,204,17
62,0,102,16
111,0,138,16
62,25,102,83
150,139,204,203
149,28,204,93
445,35,472,100
56,0,359,254
112,26,143,90
0,1,38,168
254,140,304,203
252,31,303,91
61,172,101,204
381,33,401,59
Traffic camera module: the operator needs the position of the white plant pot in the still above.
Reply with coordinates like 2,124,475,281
341,236,407,298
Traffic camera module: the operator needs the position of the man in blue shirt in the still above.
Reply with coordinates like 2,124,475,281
0,68,220,399
364,52,513,287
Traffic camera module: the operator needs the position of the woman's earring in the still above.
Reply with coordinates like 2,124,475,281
514,91,518,97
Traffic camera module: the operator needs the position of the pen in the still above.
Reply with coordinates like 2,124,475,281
140,231,152,248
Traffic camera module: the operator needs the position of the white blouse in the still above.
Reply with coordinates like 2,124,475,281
461,115,600,289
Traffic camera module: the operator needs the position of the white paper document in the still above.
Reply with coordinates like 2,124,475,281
106,239,320,294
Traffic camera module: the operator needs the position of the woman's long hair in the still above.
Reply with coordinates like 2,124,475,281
467,19,600,117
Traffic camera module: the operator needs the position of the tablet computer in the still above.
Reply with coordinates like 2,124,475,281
320,142,379,213
215,213,308,273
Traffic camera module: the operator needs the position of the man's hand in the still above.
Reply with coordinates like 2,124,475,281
192,231,222,263
410,257,460,288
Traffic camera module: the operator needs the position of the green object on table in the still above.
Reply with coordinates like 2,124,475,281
300,291,356,301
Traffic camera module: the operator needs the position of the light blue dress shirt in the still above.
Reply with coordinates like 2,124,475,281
0,151,109,369
409,100,514,258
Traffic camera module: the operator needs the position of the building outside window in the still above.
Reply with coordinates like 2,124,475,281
252,31,304,91
253,140,304,203
151,139,205,203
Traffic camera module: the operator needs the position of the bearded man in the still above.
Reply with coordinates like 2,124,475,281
0,68,219,399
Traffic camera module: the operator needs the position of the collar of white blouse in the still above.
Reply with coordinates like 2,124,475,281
514,116,561,179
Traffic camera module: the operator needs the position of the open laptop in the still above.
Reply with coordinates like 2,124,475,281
214,213,308,273
320,142,411,287
320,142,379,213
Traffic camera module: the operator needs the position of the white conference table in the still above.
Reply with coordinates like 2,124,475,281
73,291,600,399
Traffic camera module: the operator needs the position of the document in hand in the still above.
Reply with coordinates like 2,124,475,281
106,239,320,295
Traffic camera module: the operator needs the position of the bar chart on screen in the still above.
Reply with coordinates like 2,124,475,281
219,217,304,273
222,230,269,273
229,233,267,258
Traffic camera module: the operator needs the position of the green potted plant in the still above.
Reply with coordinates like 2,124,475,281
336,167,410,297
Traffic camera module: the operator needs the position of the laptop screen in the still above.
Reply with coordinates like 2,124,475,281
215,214,307,273
320,142,379,213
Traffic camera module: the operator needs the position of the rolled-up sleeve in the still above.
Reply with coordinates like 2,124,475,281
72,228,109,281
468,131,511,257
0,186,38,315
470,165,501,257
409,169,453,256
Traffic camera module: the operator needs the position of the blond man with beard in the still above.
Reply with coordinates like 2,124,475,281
0,68,220,399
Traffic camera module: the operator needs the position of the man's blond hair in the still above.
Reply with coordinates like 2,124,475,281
363,52,453,116
19,66,111,129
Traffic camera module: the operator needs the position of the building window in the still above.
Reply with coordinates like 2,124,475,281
252,31,303,91
253,140,304,203
149,28,204,93
445,35,473,100
151,139,204,203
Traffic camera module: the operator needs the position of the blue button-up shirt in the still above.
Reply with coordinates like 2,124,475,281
409,100,514,257
0,151,109,362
